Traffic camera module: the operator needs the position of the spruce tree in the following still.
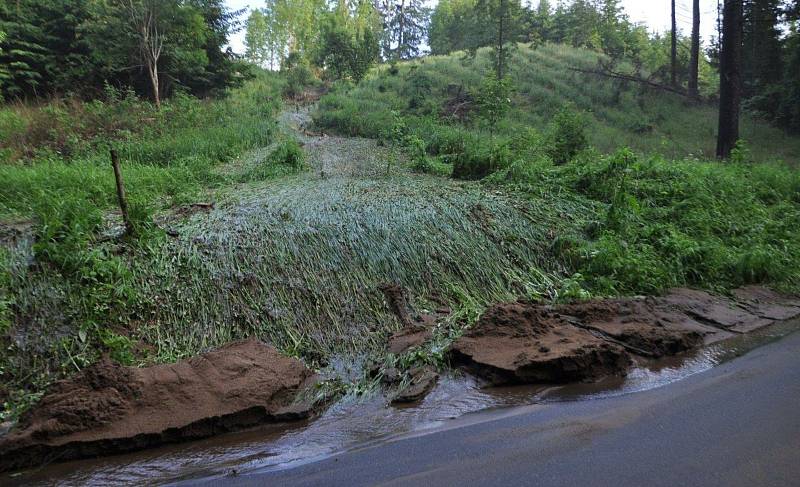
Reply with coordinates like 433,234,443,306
376,0,430,60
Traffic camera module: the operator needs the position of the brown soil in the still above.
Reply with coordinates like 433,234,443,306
661,288,773,333
379,283,414,328
0,338,317,473
558,297,717,357
733,286,800,321
387,324,433,355
391,366,439,405
451,287,800,387
450,303,631,386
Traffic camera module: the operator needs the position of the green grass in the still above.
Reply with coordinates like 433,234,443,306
493,149,800,295
314,43,800,164
312,41,800,297
0,73,303,420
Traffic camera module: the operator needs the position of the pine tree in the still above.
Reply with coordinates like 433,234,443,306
671,0,678,87
717,0,744,159
778,14,800,131
376,0,430,60
742,0,783,99
0,29,6,92
475,0,524,79
689,0,701,98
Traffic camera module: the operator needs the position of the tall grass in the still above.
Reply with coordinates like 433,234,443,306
492,150,800,295
315,43,800,164
129,173,594,368
0,73,295,419
314,41,800,296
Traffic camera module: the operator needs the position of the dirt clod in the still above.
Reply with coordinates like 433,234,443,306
0,338,316,472
391,366,439,404
387,324,433,355
450,303,631,386
379,283,414,328
451,287,800,386
558,298,711,357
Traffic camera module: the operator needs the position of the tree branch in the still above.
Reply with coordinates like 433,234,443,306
568,66,696,99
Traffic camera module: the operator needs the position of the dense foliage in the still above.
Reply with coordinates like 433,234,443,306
244,0,382,78
741,0,800,132
0,0,248,101
315,6,381,82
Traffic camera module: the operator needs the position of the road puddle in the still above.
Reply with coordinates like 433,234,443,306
8,318,800,486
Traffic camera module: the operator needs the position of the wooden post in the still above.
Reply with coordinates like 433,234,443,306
110,148,134,235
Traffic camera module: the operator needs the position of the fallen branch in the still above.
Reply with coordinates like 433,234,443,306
569,66,696,99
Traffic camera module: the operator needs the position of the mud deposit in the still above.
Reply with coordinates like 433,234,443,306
451,287,800,386
0,339,316,472
6,318,800,486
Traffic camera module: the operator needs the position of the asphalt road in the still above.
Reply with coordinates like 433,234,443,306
201,330,800,487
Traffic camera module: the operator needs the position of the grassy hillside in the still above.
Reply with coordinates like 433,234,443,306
314,42,800,296
316,43,800,164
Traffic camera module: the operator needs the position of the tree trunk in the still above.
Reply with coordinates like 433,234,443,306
671,0,678,87
689,0,701,98
717,0,743,159
497,0,505,79
110,149,134,236
147,59,160,109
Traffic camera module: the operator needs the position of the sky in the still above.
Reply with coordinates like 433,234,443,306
224,0,721,55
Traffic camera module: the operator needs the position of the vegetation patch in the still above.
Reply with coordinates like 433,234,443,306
0,76,288,421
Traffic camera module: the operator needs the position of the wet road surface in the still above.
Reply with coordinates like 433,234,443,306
201,329,800,487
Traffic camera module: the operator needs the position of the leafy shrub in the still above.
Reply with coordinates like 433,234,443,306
403,70,435,113
270,138,305,169
282,55,319,100
548,106,588,165
557,149,800,293
475,74,513,137
452,136,513,180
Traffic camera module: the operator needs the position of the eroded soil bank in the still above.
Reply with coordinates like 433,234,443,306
450,286,800,386
0,339,316,472
2,286,799,478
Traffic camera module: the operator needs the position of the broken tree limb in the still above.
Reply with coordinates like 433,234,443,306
568,66,696,99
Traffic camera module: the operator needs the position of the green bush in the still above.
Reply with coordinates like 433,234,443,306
282,55,319,100
548,107,588,165
270,138,305,169
557,149,800,293
452,136,513,180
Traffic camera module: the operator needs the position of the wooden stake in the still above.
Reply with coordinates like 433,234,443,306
110,148,134,235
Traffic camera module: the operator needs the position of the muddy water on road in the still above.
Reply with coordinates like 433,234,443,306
9,318,800,487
